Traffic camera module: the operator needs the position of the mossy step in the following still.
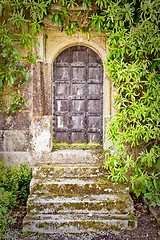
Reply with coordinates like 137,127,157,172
32,164,108,179
24,150,137,233
35,149,104,165
30,178,129,196
26,194,133,215
23,213,137,233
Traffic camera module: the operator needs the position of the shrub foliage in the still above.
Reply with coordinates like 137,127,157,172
0,161,32,238
103,0,160,207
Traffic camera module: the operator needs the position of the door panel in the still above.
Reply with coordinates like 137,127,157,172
53,46,103,145
55,100,68,112
72,84,85,96
88,100,101,113
71,100,85,112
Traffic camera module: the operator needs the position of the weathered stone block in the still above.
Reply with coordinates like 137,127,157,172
36,149,104,164
0,152,33,166
2,112,32,131
4,131,32,152
33,116,52,152
32,163,107,179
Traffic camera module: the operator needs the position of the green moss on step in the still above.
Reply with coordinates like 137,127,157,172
52,140,102,150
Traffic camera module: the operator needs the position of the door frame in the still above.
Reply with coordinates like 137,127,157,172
33,31,112,152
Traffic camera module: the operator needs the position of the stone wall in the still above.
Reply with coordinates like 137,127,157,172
0,66,33,165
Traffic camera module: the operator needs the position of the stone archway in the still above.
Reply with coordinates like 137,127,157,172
52,45,103,146
32,31,113,153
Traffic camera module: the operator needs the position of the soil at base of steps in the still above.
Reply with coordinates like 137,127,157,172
4,195,160,240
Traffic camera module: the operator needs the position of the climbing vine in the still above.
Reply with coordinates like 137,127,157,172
0,0,52,114
0,0,160,207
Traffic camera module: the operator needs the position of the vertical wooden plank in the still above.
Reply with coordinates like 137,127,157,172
53,46,103,145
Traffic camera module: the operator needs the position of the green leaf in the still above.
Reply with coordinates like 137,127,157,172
13,97,19,104
0,78,2,88
25,72,29,81
55,14,58,21
82,1,87,10
1,106,7,110
0,3,2,17
52,16,56,24
77,11,81,17
58,18,62,25
8,76,14,86
96,21,101,33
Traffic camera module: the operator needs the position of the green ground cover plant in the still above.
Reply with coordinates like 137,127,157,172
0,161,32,238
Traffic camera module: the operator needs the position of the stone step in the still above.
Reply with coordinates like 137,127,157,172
32,164,108,179
26,194,133,215
30,178,129,196
35,149,104,165
23,213,137,233
23,150,137,233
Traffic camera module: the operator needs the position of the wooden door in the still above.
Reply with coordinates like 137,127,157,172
53,46,103,145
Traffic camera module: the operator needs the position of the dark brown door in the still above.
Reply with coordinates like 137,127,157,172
53,46,103,145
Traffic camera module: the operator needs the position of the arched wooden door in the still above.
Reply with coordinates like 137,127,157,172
53,46,103,146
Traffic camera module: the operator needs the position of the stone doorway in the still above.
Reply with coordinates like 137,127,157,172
0,30,113,164
53,45,103,146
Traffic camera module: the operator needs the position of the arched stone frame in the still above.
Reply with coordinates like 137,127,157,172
33,31,112,152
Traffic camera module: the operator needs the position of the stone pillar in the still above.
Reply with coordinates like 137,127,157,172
32,62,52,153
103,73,112,150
